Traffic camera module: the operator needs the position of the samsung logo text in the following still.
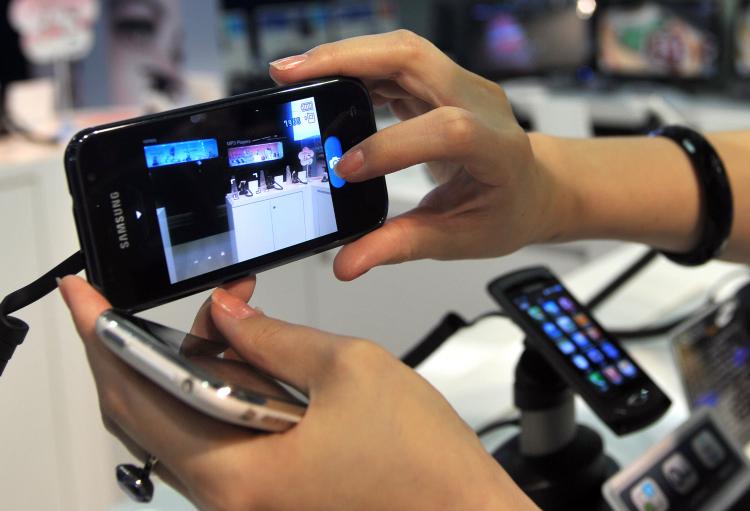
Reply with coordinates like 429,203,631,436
110,191,130,249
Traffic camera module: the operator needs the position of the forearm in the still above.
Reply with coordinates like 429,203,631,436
708,132,750,262
531,132,750,264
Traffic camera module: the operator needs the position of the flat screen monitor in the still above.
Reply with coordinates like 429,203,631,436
460,0,592,80
595,0,721,80
220,1,398,70
219,1,398,94
735,0,750,77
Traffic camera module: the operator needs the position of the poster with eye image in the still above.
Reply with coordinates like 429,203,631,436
73,0,223,109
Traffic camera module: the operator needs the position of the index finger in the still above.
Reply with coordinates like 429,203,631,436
269,30,466,109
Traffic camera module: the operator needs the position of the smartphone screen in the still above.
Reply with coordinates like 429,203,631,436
507,279,641,395
489,267,671,434
143,95,337,285
67,78,387,310
673,299,750,448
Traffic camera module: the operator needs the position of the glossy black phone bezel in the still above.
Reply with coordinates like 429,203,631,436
488,266,671,435
65,78,388,311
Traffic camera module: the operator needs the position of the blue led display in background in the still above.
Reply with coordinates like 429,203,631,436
144,139,219,168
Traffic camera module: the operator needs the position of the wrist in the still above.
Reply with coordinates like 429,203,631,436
527,133,705,253
526,133,581,246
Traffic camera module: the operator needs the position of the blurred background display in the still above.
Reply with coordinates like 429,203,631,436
595,0,721,80
219,0,398,95
106,0,186,106
0,0,29,129
458,0,592,80
74,0,223,110
735,0,750,77
4,0,750,128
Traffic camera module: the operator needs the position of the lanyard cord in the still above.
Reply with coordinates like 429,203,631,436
0,251,85,376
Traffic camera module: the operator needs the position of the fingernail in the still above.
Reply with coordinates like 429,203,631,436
212,288,257,319
269,54,307,71
55,277,62,286
336,148,365,177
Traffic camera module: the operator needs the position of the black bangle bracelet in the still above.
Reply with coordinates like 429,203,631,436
650,125,733,266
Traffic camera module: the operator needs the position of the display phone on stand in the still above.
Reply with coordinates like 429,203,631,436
603,408,750,511
65,77,388,311
96,309,306,431
488,266,671,435
672,281,750,448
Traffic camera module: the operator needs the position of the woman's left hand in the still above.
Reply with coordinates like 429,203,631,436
59,275,535,511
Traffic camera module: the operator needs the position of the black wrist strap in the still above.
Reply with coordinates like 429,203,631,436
650,125,733,266
0,251,85,376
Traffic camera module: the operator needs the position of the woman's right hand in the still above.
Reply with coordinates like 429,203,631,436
270,30,568,281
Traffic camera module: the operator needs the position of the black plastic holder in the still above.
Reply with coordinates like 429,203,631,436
492,346,618,511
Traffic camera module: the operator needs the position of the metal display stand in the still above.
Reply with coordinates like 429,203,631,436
492,346,619,511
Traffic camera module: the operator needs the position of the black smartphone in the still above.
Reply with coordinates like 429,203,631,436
488,266,671,435
65,78,388,311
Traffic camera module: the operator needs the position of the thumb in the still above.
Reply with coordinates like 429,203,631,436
209,288,340,393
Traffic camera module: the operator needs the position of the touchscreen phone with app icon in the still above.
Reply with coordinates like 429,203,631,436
603,408,750,511
488,266,671,435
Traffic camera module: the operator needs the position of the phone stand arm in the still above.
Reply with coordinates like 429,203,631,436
492,344,618,511
514,348,577,456
0,251,85,376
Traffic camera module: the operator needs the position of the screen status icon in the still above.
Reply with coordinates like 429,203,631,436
691,430,726,469
556,316,577,333
601,342,620,359
586,326,602,341
558,296,576,312
543,322,563,339
572,354,590,371
586,348,605,365
514,297,530,310
603,365,624,385
543,300,562,316
618,359,638,378
556,339,576,355
527,305,545,321
588,371,608,392
629,477,669,511
661,453,698,495
572,332,590,349
573,313,589,327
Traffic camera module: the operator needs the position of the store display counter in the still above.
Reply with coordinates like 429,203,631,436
225,177,335,263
